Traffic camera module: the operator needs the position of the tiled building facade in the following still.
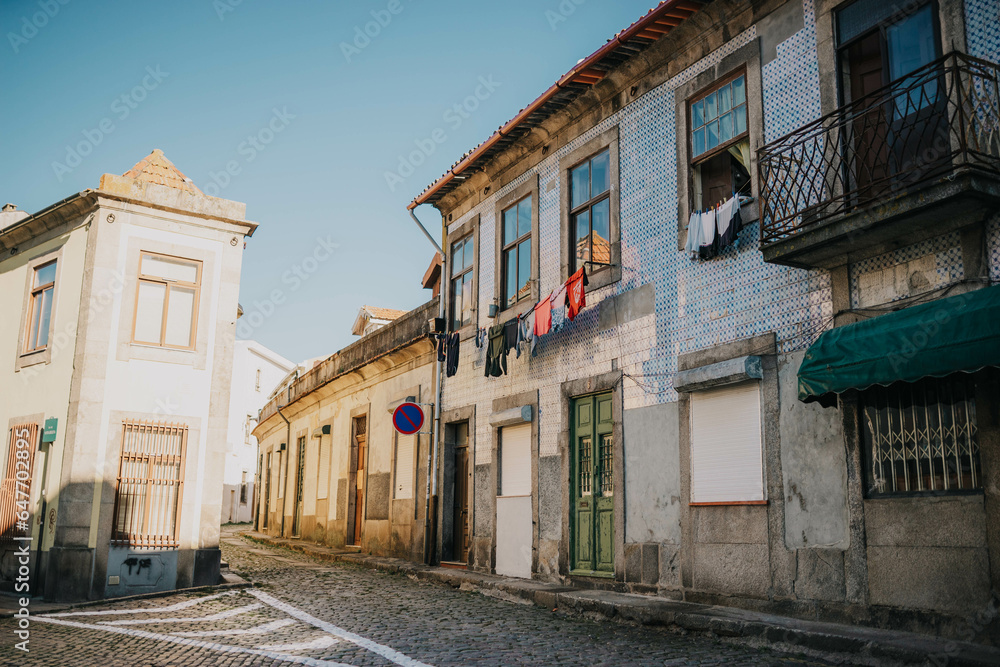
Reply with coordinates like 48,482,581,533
415,0,1000,642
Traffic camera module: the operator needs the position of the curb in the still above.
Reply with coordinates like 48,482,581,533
238,532,1000,667
0,576,250,619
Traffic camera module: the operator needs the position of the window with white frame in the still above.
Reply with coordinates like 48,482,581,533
690,382,764,504
132,252,202,349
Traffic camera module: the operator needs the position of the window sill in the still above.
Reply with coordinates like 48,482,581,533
497,297,535,322
863,490,984,501
16,348,50,370
119,340,205,369
583,266,620,293
455,322,477,343
689,500,768,507
129,341,197,353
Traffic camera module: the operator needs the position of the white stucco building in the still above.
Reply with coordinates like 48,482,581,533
223,340,295,524
0,149,257,601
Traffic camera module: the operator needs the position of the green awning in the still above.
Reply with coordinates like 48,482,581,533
798,285,1000,404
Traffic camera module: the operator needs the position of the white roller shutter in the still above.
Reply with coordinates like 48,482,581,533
395,434,414,499
500,423,531,497
690,382,764,503
317,437,331,500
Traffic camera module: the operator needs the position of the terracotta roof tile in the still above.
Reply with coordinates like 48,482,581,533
363,306,409,321
122,149,202,195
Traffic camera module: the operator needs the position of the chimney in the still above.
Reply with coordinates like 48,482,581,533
0,203,29,232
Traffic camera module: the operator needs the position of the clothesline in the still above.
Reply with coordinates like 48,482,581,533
481,266,590,378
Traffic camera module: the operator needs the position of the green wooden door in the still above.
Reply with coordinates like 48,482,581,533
571,392,614,575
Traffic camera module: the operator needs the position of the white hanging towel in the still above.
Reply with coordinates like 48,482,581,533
716,197,736,237
698,207,717,251
684,210,702,256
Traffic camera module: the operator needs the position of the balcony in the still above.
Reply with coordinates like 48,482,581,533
757,52,1000,269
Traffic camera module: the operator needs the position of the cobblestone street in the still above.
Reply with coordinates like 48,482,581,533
0,531,854,666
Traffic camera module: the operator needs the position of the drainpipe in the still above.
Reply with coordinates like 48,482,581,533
412,208,444,564
276,405,291,538
253,416,263,531
409,209,442,255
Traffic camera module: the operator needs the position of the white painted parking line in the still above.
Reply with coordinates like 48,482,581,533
248,589,434,667
42,591,239,617
33,615,355,667
257,636,341,651
97,602,263,625
172,618,298,637
33,589,435,667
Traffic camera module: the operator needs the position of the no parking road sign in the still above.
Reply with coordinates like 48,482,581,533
392,402,425,435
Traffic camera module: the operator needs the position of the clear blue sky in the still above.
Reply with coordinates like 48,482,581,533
2,0,656,363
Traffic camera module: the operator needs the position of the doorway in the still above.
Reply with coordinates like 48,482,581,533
349,416,368,546
263,452,271,529
495,422,532,578
443,422,471,564
292,436,306,537
837,0,943,200
571,392,614,576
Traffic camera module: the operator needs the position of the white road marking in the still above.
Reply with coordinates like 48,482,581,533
41,591,238,617
248,589,434,667
171,618,298,637
35,588,435,667
33,615,355,667
98,602,263,625
257,636,341,651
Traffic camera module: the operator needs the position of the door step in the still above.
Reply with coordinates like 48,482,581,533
439,561,468,570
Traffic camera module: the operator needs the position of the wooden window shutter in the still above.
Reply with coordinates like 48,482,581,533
500,423,531,497
0,424,40,541
690,382,764,503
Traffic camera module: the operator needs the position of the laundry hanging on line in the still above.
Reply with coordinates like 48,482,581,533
445,332,460,377
684,194,743,260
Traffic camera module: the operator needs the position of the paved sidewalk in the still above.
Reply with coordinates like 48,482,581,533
240,530,1000,667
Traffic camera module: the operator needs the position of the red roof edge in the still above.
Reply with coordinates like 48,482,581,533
407,0,701,210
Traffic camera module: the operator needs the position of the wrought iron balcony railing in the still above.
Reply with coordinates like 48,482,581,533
757,52,1000,246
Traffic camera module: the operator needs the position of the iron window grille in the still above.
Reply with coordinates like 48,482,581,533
112,420,187,548
861,375,981,497
500,195,533,309
569,149,612,274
